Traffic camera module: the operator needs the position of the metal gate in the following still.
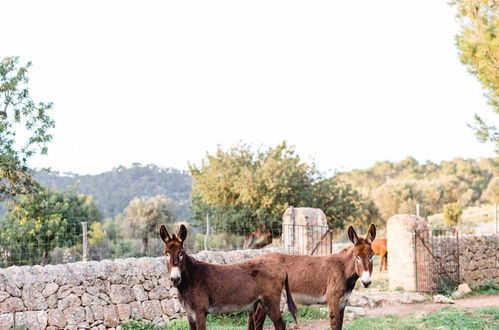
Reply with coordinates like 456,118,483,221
282,224,333,255
414,229,460,292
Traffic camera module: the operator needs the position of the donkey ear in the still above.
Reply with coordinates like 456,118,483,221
178,224,188,242
159,225,171,243
348,226,359,245
366,224,376,244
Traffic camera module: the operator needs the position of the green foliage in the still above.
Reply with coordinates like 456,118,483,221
0,56,54,201
443,202,463,227
165,320,189,330
0,188,101,266
475,307,499,320
120,307,325,330
116,194,176,255
122,320,161,330
472,279,499,295
297,306,328,320
450,0,499,152
190,142,375,233
337,157,498,220
32,164,192,219
481,176,499,204
88,222,105,245
194,232,246,251
207,312,248,326
345,307,499,330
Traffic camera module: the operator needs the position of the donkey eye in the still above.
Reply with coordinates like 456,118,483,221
179,252,184,258
165,252,170,258
356,256,361,262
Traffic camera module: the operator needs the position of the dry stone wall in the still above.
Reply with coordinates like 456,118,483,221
429,234,498,289
0,248,282,330
453,235,498,288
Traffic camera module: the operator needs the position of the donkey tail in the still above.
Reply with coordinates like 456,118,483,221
284,273,298,323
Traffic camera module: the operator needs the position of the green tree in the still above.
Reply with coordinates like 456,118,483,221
0,188,101,266
190,142,374,233
336,157,497,219
88,222,105,245
371,182,424,220
443,202,463,228
116,194,176,255
0,57,54,200
451,0,499,151
481,176,499,203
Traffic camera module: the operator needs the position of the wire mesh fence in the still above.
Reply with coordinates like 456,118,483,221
0,223,84,268
414,229,460,293
0,221,337,267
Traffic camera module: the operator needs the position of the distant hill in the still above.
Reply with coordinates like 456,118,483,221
33,164,192,219
2,157,497,224
335,157,499,219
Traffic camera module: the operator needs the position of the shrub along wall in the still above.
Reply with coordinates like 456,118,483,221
0,248,282,330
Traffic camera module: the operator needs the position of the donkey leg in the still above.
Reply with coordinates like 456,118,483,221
248,302,266,330
328,301,344,330
262,299,286,330
193,313,206,330
248,307,255,330
187,314,196,330
337,306,346,329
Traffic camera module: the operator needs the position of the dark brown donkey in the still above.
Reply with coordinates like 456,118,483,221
249,224,376,330
159,224,297,330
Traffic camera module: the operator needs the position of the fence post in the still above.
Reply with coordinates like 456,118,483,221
82,222,89,261
204,213,210,251
494,203,498,234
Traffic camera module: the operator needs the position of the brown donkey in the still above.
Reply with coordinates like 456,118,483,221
372,238,387,271
159,224,297,330
249,224,376,330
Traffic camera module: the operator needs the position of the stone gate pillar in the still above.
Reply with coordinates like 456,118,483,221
282,207,330,255
387,214,428,291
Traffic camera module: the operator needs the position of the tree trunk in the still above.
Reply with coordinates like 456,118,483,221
41,250,49,266
141,237,149,256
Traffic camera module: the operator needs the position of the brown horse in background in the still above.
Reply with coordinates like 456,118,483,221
159,224,297,330
372,238,387,271
243,224,273,249
249,224,376,330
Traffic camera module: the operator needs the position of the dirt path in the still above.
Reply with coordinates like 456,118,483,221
280,295,499,330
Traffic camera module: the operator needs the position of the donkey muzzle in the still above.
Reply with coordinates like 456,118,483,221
361,271,371,288
170,267,182,286
171,276,181,286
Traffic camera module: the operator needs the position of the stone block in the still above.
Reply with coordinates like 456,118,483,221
103,305,119,328
0,297,25,313
142,300,162,320
110,285,135,304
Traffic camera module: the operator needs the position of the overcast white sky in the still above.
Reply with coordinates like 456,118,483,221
2,0,496,175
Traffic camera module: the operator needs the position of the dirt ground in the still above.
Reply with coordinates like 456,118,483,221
274,295,499,330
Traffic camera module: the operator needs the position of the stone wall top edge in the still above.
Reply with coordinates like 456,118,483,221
0,247,284,277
